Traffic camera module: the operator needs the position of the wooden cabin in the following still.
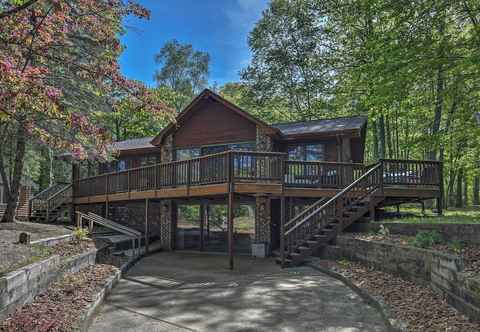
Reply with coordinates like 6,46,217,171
67,89,442,266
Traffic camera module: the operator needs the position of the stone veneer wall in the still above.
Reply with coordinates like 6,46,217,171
160,134,173,162
256,126,274,152
255,126,273,253
255,197,271,252
321,236,480,322
347,222,480,245
159,134,174,250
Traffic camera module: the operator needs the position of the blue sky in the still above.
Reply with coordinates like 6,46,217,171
120,0,269,87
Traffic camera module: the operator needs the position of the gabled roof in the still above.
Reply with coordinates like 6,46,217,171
150,89,281,146
272,116,367,137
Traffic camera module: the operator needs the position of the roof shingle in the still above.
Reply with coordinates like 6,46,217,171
272,116,367,136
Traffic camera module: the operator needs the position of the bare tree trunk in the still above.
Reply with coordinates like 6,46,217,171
386,116,393,159
455,167,463,208
473,175,480,206
463,172,468,207
378,115,386,159
372,119,379,160
429,10,446,161
0,124,26,223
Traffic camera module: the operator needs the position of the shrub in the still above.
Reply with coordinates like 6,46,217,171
337,258,350,269
410,230,444,249
377,224,390,237
73,227,89,241
449,240,464,255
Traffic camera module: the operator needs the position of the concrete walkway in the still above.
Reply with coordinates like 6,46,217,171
89,252,387,332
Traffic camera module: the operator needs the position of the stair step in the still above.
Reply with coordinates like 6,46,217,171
297,246,311,254
313,234,328,241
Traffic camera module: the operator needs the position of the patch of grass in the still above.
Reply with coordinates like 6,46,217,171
0,244,55,277
410,231,444,249
382,206,480,224
337,258,351,269
449,240,464,255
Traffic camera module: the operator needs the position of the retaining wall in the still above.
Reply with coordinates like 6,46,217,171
0,248,97,320
320,236,480,322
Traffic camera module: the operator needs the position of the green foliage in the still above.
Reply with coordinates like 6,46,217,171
410,231,444,249
241,0,480,208
154,39,210,111
73,227,89,241
99,86,181,141
382,207,480,224
337,258,351,269
449,240,464,255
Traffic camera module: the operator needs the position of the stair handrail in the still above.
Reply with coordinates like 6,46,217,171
284,198,328,231
30,183,70,218
30,182,67,202
281,162,383,266
285,162,382,237
76,211,142,257
46,183,72,211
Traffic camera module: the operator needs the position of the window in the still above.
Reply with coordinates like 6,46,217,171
117,160,127,171
176,148,201,161
288,143,326,161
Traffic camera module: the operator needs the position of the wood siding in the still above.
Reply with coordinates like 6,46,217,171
173,98,257,148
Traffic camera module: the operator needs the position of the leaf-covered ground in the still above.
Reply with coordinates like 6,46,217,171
327,260,480,332
0,238,95,277
0,264,117,332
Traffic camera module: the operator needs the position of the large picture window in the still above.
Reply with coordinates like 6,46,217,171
288,143,326,161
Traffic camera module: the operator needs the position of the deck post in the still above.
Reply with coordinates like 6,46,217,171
199,201,205,251
280,195,286,268
145,198,149,254
228,190,234,270
227,151,235,270
280,154,286,268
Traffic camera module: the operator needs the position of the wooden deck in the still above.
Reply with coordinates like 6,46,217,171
73,151,442,205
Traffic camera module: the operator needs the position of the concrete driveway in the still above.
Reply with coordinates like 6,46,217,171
89,252,387,332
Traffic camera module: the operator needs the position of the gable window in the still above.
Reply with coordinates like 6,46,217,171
288,143,326,161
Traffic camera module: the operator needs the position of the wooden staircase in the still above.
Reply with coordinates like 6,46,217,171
277,163,384,267
29,183,72,223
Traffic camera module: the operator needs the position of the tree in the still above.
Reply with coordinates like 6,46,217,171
219,82,292,123
242,0,480,208
0,0,174,222
100,86,183,141
154,40,210,110
241,0,338,121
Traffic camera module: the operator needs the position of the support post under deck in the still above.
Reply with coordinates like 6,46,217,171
228,190,235,270
145,198,149,254
280,195,285,268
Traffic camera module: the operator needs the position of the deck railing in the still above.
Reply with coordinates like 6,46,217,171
74,153,443,198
